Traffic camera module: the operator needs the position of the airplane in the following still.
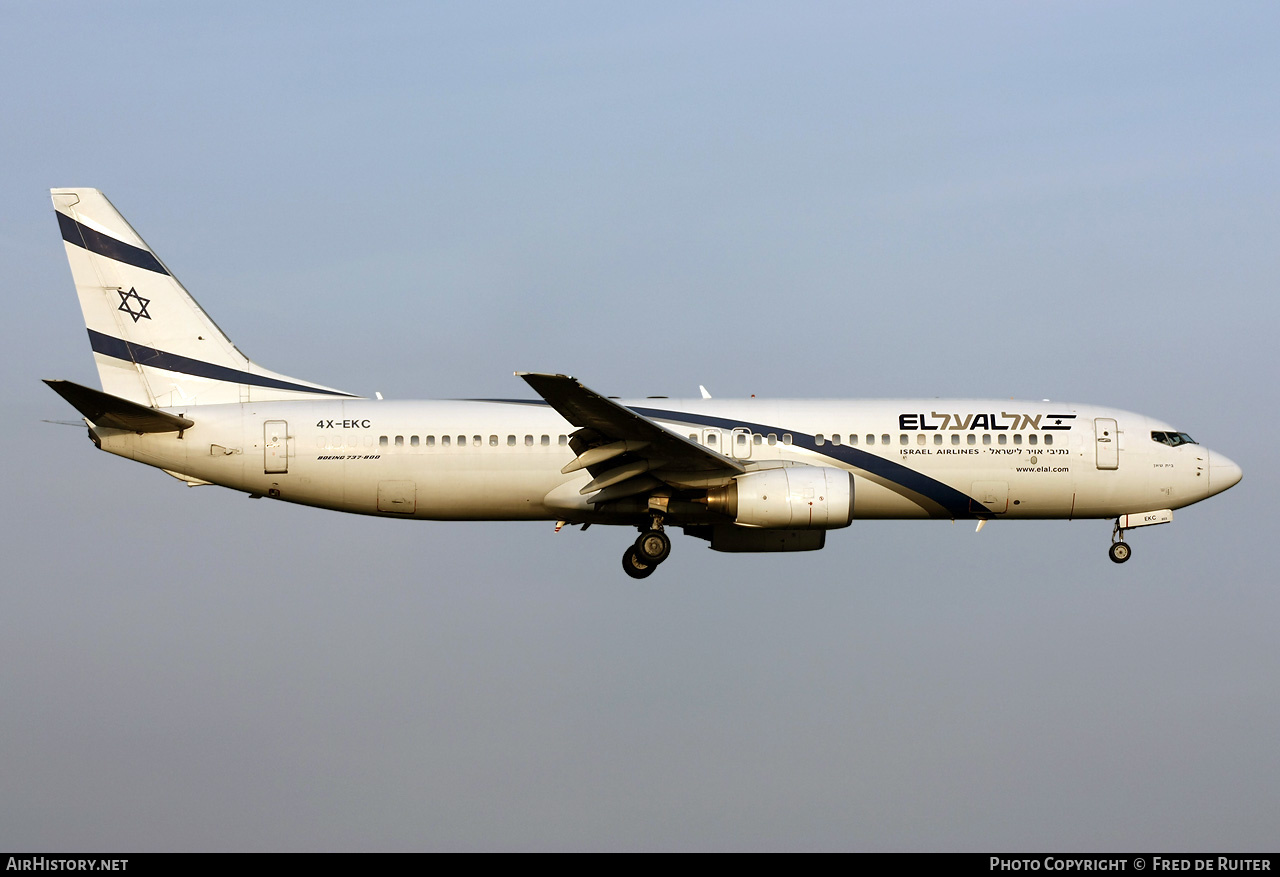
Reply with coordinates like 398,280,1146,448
44,188,1243,578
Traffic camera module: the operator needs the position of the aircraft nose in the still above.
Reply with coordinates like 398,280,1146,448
1209,452,1243,495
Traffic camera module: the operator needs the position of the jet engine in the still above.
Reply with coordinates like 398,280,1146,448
704,467,854,529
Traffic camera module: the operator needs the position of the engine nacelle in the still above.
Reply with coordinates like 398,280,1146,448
705,467,854,529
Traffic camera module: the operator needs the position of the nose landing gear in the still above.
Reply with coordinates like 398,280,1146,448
1109,519,1132,564
1107,509,1173,563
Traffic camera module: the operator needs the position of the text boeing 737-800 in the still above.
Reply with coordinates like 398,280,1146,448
44,189,1242,577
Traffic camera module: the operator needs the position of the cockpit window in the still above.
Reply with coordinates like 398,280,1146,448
1151,431,1198,447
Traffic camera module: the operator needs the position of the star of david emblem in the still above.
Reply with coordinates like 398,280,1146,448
117,288,151,322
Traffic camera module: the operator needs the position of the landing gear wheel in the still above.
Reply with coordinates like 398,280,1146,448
623,546,657,579
1108,542,1131,564
635,529,671,565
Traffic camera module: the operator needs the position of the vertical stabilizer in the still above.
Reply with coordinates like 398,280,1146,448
52,188,354,406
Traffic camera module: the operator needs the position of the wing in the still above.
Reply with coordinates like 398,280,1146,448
518,372,743,503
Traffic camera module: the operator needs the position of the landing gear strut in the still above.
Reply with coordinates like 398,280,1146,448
622,515,672,579
1109,520,1132,564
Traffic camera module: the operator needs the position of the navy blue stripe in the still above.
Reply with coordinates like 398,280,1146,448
57,211,170,276
374,396,981,515
87,329,356,397
632,406,982,518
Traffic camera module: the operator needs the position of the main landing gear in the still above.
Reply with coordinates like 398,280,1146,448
622,517,672,579
1109,519,1132,564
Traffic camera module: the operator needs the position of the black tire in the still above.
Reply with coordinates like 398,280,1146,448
1109,542,1132,564
623,546,657,579
635,529,672,565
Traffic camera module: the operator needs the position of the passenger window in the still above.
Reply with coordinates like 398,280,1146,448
541,435,550,446
707,433,717,446
917,434,925,446
933,434,942,445
881,434,890,445
982,434,991,445
411,435,419,447
849,434,858,445
1014,434,1022,445
816,434,825,446
379,436,388,447
473,435,482,447
1044,434,1053,446
865,434,874,446
442,435,451,447
507,435,516,446
998,434,1007,445
768,434,778,446
753,434,762,445
951,434,960,445
900,434,908,446
558,435,568,446
831,434,841,446
967,434,976,445
489,435,498,447
783,434,793,445
394,435,404,447
1028,434,1038,446
525,435,534,446
689,434,698,441
457,435,466,447
427,436,436,447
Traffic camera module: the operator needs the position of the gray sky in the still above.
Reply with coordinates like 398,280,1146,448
2,1,1276,851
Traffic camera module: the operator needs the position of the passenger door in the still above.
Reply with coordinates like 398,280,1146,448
264,420,289,474
1095,418,1119,470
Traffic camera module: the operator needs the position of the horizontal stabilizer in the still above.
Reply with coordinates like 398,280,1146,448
44,379,194,433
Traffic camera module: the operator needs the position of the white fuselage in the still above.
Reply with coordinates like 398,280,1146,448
89,396,1237,524
47,189,1244,569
